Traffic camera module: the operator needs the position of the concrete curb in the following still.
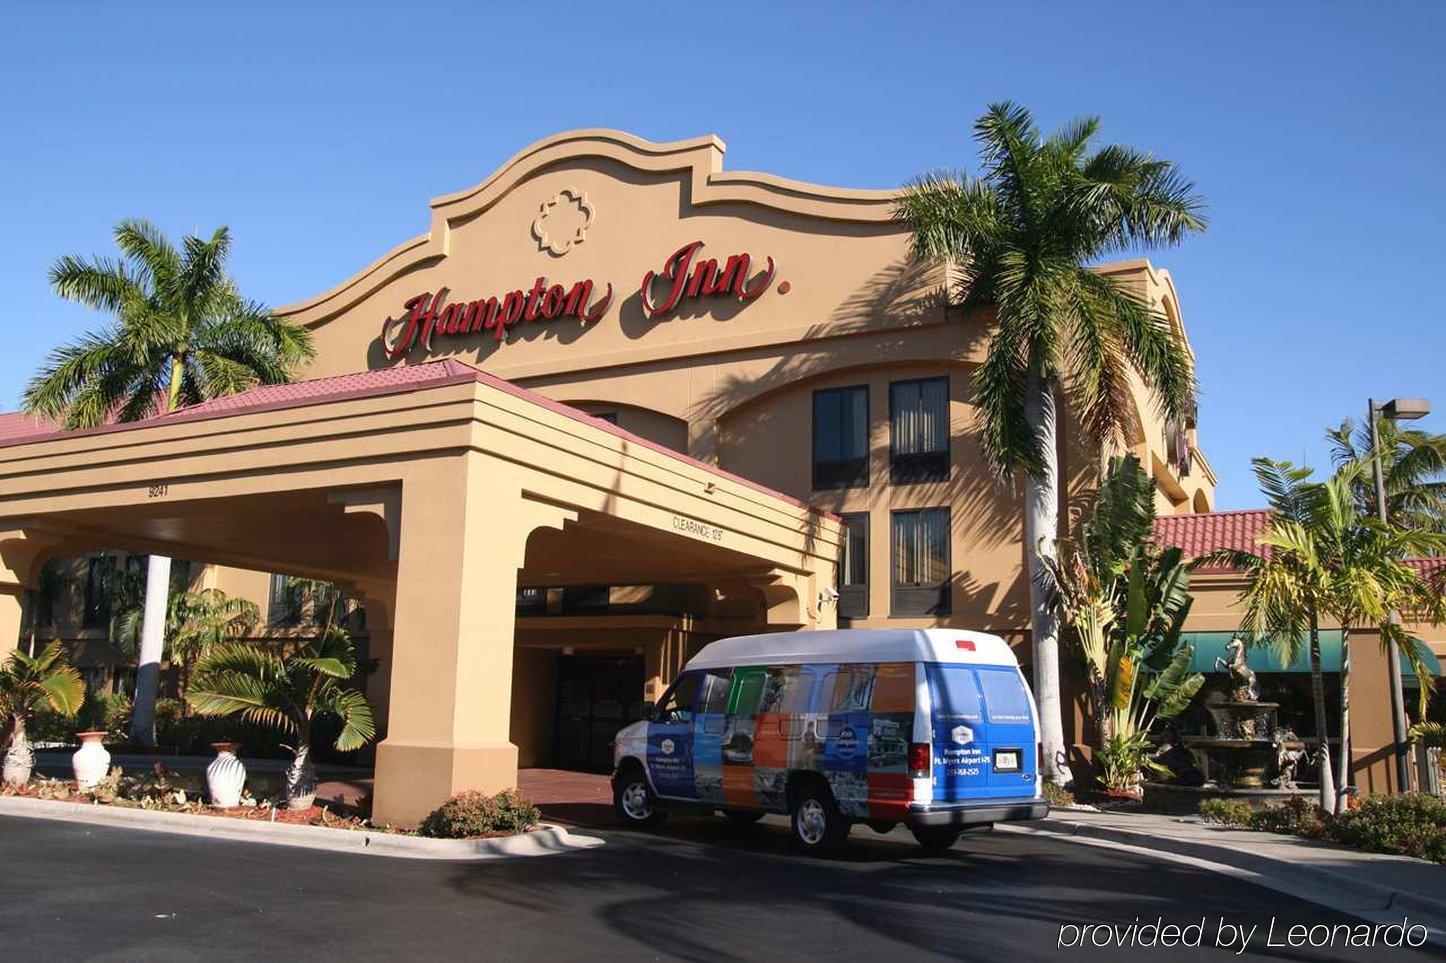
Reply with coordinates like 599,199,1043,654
0,795,605,860
1001,816,1446,945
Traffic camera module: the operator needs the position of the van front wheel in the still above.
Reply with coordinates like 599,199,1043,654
912,825,963,853
790,784,850,854
613,764,666,829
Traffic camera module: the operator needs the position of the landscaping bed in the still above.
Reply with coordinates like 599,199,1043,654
1198,793,1446,864
1,766,541,841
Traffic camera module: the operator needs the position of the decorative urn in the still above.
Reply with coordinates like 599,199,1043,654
71,731,111,789
206,742,247,808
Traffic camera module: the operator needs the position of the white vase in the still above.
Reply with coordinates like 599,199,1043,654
71,731,111,789
207,743,247,808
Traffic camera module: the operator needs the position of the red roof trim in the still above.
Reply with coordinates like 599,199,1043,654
0,360,838,522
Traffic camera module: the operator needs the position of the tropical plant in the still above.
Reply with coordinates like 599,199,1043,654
187,628,374,809
0,642,85,786
896,103,1205,784
165,589,260,710
1213,458,1446,813
1042,454,1204,794
23,219,315,747
1329,417,1446,534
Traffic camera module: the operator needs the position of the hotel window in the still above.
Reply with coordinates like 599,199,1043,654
594,411,619,425
890,376,950,484
812,385,869,490
82,557,112,629
268,573,301,626
837,512,869,620
891,508,951,616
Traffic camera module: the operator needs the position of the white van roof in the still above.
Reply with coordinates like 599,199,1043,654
683,629,1019,672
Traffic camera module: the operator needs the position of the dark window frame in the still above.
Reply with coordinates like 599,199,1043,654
837,512,870,621
889,376,950,485
811,385,870,491
82,556,113,630
268,573,302,627
890,507,952,617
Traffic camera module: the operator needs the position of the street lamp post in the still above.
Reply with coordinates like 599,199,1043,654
1368,396,1430,793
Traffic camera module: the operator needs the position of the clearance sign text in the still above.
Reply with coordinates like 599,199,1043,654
378,240,776,359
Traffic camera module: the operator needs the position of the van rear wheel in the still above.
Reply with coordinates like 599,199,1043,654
613,763,666,829
790,783,850,854
912,825,963,853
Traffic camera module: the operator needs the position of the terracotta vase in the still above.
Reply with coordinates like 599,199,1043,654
207,742,247,808
71,731,111,789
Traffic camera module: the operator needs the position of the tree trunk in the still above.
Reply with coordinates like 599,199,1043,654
1336,627,1352,813
129,554,172,747
285,721,317,811
1023,369,1072,786
1308,611,1336,813
3,714,33,786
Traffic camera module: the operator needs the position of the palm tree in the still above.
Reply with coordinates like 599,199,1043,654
187,628,375,810
1328,417,1446,534
165,589,260,710
23,219,315,747
1042,455,1204,794
896,103,1205,784
0,642,85,786
1218,459,1445,812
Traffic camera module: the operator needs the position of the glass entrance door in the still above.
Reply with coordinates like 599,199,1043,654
555,656,646,771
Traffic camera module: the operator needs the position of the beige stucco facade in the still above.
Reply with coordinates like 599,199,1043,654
3,129,1235,822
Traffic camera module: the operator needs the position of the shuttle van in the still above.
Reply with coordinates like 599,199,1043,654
612,628,1049,853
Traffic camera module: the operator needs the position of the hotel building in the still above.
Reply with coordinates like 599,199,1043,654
0,130,1436,824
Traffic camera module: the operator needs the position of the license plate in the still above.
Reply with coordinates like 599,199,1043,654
993,749,1020,772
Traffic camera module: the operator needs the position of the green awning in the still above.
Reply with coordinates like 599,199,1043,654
1182,630,1440,678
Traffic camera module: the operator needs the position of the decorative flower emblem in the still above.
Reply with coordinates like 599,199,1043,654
531,188,594,256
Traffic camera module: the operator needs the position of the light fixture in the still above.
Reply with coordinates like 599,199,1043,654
1381,398,1431,421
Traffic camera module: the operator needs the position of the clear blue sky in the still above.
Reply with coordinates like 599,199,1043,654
3,1,1442,508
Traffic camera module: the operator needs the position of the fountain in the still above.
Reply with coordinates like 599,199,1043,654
1144,637,1310,814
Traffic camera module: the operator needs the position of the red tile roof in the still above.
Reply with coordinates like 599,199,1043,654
0,411,58,445
1155,508,1445,579
1153,508,1272,560
0,359,835,519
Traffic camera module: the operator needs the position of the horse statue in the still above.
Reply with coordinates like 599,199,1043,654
1213,636,1260,703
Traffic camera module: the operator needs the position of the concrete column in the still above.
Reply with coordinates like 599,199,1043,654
0,588,23,662
371,454,574,827
1346,629,1399,794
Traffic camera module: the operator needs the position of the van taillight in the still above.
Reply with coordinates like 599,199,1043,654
908,743,930,778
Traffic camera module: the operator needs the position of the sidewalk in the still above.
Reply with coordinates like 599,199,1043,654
1009,807,1446,937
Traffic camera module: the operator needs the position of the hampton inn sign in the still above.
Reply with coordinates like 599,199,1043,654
377,239,778,358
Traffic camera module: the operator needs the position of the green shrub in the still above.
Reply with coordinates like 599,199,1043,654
418,789,541,839
1198,798,1253,827
1330,794,1446,864
1041,782,1075,809
1250,795,1327,838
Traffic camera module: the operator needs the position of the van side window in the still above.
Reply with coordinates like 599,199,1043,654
697,669,732,735
655,672,701,725
727,667,767,716
827,663,877,712
759,665,812,715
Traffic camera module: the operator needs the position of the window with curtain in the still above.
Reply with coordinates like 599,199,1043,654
812,385,869,490
889,376,950,484
891,508,951,616
837,512,869,620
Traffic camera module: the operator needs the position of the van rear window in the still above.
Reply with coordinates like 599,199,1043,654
978,668,1032,724
927,666,983,723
